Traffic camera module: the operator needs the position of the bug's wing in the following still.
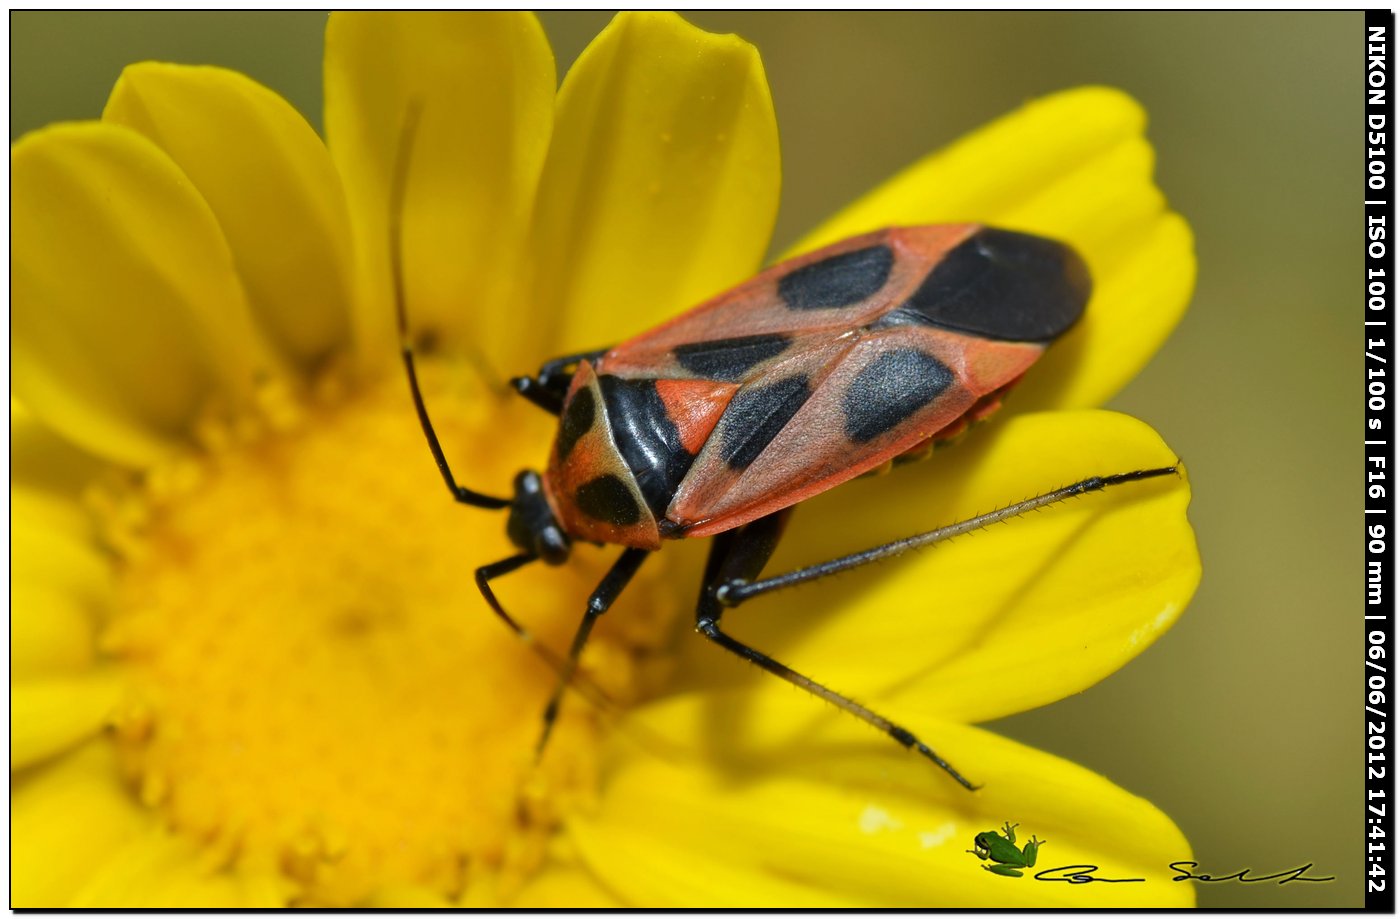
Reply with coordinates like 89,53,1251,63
589,221,1086,537
597,225,982,382
666,324,1045,537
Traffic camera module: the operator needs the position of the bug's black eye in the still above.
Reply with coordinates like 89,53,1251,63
539,525,570,566
899,228,1091,342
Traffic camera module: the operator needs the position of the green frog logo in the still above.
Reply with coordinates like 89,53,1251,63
967,822,1044,877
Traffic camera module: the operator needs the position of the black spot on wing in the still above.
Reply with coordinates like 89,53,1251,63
556,387,595,460
897,228,1090,342
843,349,953,444
597,375,695,519
673,334,792,381
720,376,812,470
575,474,642,526
778,245,894,311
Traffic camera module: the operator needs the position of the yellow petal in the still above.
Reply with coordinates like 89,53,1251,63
12,491,108,679
324,12,555,374
12,672,123,770
11,422,110,691
793,87,1145,250
152,870,285,908
105,63,356,369
789,87,1193,409
12,530,109,605
671,410,1198,724
11,398,111,550
13,122,269,466
510,864,625,908
67,833,192,907
69,829,284,908
13,492,111,601
12,741,150,907
1010,214,1196,412
12,396,113,488
528,11,780,357
12,485,94,546
13,581,99,680
574,826,862,908
364,885,453,908
578,692,1194,907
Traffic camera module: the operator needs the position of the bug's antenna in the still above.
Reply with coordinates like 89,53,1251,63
390,99,510,509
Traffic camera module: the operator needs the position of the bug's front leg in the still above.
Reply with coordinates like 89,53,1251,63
694,511,977,791
510,348,610,415
473,552,624,722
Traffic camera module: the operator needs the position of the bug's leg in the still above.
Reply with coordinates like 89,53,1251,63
474,552,627,718
694,513,979,791
510,348,611,415
474,552,545,645
536,349,611,388
715,466,1181,608
536,547,651,757
389,101,510,509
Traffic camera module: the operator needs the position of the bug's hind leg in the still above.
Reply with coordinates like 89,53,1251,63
535,547,650,757
714,466,1182,608
693,511,978,791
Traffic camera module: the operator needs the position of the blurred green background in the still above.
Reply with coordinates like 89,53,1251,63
11,11,1359,908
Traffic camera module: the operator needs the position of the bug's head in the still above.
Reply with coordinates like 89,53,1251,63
506,470,571,565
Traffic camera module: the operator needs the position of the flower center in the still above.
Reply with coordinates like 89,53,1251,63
99,363,681,906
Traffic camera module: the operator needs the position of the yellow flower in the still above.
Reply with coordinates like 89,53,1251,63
12,11,1199,908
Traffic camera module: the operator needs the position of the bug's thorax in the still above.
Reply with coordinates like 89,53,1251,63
543,361,673,551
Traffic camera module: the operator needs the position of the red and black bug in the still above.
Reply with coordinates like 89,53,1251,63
390,112,1177,791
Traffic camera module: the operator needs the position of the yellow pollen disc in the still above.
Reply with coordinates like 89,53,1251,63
100,363,682,906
